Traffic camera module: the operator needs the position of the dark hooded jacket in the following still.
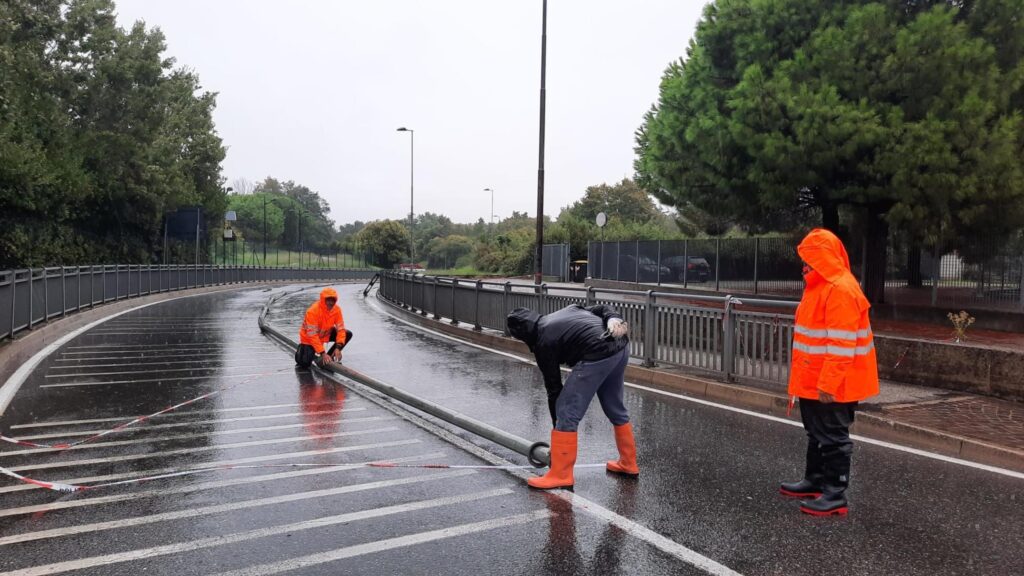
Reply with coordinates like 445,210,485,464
507,304,628,393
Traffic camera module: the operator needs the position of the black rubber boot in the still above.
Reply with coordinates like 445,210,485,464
800,445,851,516
780,439,824,498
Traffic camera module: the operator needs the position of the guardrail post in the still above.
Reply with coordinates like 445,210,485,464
539,283,548,314
10,272,16,338
433,277,441,320
723,295,736,382
114,265,119,301
473,279,483,331
585,286,595,306
28,269,34,330
450,279,459,325
61,267,67,318
503,282,511,336
43,269,49,323
643,290,656,367
420,275,428,316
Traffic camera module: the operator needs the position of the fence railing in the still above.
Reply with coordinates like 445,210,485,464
0,265,376,344
378,271,798,388
588,236,1024,311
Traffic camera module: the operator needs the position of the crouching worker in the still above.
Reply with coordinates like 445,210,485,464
781,228,878,516
295,287,353,369
506,304,638,490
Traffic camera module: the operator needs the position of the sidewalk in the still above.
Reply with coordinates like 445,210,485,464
377,294,1024,473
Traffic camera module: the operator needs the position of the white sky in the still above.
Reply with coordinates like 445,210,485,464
113,1,704,226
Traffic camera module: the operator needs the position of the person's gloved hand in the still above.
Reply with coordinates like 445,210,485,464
606,318,629,339
315,353,332,367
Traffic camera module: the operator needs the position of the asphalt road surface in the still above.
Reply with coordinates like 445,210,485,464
0,283,1020,575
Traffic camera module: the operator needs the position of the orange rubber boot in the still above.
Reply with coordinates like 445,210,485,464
528,430,577,490
606,422,640,477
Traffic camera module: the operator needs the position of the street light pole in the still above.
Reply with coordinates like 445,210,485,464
262,195,267,266
484,188,495,225
534,0,547,285
397,127,415,266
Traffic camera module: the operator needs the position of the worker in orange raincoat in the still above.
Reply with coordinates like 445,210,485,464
295,287,353,369
780,228,879,517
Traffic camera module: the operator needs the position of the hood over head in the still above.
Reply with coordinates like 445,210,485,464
507,308,541,347
319,287,339,308
797,228,851,284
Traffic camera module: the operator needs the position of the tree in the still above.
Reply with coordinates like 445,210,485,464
227,193,285,243
635,0,1024,302
425,235,474,269
563,179,660,225
355,220,410,268
0,0,226,267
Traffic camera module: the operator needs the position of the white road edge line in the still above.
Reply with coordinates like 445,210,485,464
369,297,1024,480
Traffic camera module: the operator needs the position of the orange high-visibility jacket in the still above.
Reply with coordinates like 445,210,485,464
789,229,879,402
299,287,346,354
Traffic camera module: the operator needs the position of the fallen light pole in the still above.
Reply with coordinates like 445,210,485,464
258,294,551,468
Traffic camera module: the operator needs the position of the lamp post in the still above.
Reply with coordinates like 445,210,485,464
534,0,547,285
484,188,495,225
396,127,415,266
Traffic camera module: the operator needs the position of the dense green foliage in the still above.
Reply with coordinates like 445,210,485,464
635,0,1024,300
0,0,226,267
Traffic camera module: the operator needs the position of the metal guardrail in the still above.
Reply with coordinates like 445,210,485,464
378,271,799,387
0,264,376,345
257,291,551,467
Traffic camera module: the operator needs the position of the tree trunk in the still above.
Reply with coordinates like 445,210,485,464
907,244,923,288
821,201,840,233
863,207,888,303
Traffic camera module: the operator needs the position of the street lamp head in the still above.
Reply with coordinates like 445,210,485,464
396,127,411,132
484,188,493,192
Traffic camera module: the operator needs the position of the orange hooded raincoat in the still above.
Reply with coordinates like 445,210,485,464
299,287,346,354
789,229,879,403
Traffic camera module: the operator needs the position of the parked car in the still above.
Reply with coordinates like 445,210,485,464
618,255,671,280
661,256,711,283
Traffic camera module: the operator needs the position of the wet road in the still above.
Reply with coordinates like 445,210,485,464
0,284,1020,575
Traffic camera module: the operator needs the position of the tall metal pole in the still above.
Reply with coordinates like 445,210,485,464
262,196,267,266
195,207,201,266
410,130,415,265
534,0,547,285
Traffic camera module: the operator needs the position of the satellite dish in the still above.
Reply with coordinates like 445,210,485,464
596,212,607,227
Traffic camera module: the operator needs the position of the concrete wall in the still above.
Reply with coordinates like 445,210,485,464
876,336,1024,402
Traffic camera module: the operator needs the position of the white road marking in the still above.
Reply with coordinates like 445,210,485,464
0,455,468,546
211,509,553,576
0,417,391,457
0,446,459,519
12,408,367,441
0,485,511,576
8,427,400,473
40,372,290,388
44,365,275,378
10,401,359,429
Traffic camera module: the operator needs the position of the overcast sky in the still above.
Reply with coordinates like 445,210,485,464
113,1,704,227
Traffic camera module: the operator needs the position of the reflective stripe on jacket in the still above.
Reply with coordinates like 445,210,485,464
788,229,879,402
298,287,346,354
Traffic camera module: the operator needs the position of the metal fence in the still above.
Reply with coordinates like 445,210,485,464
588,235,1024,311
0,265,376,345
378,271,798,388
542,244,570,282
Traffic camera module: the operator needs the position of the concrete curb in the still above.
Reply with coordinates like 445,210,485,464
375,294,1024,473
